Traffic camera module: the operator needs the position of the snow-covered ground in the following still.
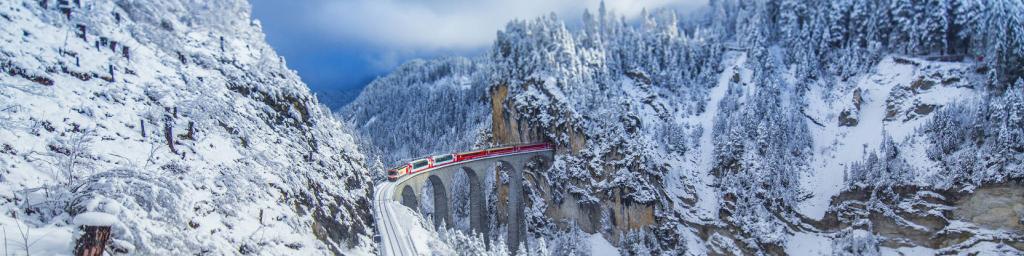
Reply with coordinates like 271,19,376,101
395,203,625,255
785,232,832,255
693,53,748,219
798,56,977,219
589,233,621,256
880,246,936,255
390,202,436,255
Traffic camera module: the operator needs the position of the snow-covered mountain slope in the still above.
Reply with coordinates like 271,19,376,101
0,0,372,254
788,55,1022,255
799,57,979,219
339,57,491,171
342,0,1024,254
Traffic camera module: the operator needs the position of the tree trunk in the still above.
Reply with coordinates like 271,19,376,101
74,226,111,256
185,121,194,140
164,117,176,154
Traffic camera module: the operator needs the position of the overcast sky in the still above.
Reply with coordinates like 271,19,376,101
249,0,707,95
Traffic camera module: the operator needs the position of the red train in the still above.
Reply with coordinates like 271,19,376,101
386,143,552,182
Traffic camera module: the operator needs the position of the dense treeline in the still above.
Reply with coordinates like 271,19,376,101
727,0,1024,85
340,57,490,169
922,79,1024,187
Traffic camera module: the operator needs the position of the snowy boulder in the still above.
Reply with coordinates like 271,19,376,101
885,84,912,121
852,88,864,110
886,89,940,122
838,109,860,127
883,68,967,123
839,88,863,127
910,77,937,92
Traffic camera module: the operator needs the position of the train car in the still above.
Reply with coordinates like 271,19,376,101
454,149,488,162
409,158,431,174
516,143,548,150
490,146,516,155
386,164,409,182
386,143,551,182
430,154,455,167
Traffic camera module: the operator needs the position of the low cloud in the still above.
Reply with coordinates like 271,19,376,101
309,0,706,51
249,0,706,90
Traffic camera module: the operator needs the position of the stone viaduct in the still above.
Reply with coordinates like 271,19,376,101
388,150,553,252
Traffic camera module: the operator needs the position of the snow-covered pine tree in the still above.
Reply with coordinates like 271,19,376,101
778,0,806,44
978,0,1024,84
889,0,921,54
920,0,952,54
537,237,551,256
1000,79,1024,153
832,229,881,256
952,0,983,55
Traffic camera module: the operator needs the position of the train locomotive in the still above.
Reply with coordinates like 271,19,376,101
385,143,551,182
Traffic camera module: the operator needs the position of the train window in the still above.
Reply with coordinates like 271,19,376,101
412,159,429,169
434,155,453,163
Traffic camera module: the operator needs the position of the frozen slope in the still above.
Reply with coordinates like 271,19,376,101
799,57,914,219
0,0,373,254
799,56,977,220
687,52,748,220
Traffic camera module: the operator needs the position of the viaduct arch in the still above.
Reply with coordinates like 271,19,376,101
390,149,552,252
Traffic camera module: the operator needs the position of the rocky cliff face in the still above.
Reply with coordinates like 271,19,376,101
0,0,373,254
814,183,1024,254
